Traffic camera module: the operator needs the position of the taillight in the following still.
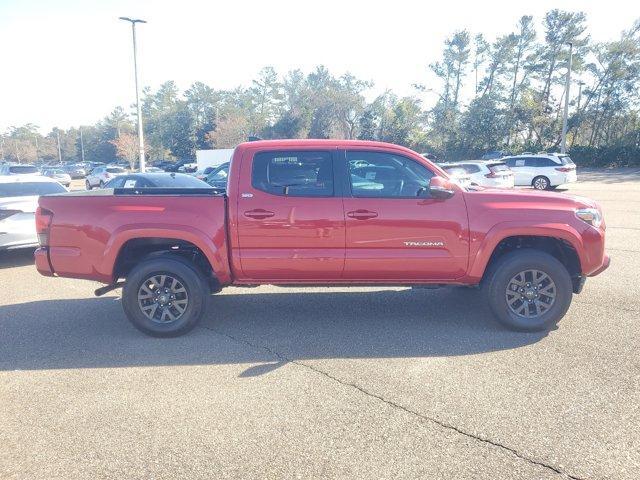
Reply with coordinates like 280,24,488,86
35,207,53,247
555,166,575,172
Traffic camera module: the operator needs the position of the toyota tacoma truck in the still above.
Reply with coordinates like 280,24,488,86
34,140,609,337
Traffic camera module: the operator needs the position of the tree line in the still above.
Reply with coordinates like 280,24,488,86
2,9,640,168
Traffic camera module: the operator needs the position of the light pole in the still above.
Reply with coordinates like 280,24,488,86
79,127,85,163
119,16,147,172
560,42,573,154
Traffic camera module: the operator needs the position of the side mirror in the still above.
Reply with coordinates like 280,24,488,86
428,176,455,199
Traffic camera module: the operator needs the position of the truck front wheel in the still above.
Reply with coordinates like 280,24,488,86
122,255,208,337
484,249,573,331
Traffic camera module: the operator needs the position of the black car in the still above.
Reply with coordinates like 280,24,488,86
103,172,211,189
204,162,230,189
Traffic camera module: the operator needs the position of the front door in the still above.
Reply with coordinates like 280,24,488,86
236,148,345,280
342,149,469,281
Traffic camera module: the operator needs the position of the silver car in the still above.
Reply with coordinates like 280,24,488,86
0,176,67,250
41,168,72,187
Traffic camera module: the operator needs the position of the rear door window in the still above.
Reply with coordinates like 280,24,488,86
252,151,333,197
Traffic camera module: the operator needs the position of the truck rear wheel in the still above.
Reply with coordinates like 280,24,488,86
122,255,208,337
484,249,573,331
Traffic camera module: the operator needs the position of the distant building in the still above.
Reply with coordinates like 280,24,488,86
195,149,234,170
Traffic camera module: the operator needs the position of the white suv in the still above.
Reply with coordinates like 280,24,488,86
450,160,514,188
86,166,128,189
502,154,577,190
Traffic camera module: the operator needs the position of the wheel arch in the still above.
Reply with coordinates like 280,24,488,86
105,227,230,290
469,224,585,291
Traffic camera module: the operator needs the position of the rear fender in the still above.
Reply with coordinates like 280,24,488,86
103,224,231,284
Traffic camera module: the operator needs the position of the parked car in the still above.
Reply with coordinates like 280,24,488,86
439,164,472,188
143,166,165,173
162,161,191,172
502,154,577,190
41,168,72,187
193,166,216,181
450,161,515,188
204,162,230,189
481,150,511,160
62,164,87,179
34,139,609,337
1,176,67,250
0,164,41,176
178,162,198,174
85,165,128,189
104,173,210,189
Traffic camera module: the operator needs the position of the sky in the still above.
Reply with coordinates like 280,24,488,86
1,0,638,134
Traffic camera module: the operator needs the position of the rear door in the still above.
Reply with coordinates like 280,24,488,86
236,148,346,280
341,149,469,281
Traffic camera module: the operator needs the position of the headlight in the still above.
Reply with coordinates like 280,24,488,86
575,208,602,228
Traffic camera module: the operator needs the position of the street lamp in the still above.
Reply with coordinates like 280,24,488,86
119,16,147,172
560,42,573,154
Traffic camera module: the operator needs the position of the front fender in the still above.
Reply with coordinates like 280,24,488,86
466,221,586,281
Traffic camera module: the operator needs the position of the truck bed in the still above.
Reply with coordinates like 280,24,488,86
37,190,229,284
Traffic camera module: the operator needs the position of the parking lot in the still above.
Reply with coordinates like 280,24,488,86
1,169,639,479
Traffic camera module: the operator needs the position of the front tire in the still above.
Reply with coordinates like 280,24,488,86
86,180,92,190
484,249,572,331
532,176,551,190
122,256,208,337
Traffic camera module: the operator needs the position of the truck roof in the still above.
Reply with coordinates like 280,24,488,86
235,138,420,155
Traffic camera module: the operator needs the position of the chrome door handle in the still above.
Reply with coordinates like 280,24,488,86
347,209,378,220
244,209,275,220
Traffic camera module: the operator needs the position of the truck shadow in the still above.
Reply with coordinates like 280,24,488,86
0,248,35,269
0,287,548,374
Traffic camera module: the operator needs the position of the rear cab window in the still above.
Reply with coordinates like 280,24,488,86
251,151,333,197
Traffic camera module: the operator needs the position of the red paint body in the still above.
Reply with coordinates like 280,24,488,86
35,139,609,286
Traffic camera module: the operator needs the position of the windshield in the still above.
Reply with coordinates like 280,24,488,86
488,163,510,173
149,174,210,188
0,182,67,197
443,167,467,177
208,165,229,181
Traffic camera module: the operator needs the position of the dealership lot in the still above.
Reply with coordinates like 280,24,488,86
1,170,639,479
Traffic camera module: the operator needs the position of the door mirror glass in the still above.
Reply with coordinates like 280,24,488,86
428,176,455,199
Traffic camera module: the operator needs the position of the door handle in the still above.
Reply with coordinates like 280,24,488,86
347,209,378,220
244,209,275,220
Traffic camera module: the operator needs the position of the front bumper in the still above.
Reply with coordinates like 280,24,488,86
588,254,610,277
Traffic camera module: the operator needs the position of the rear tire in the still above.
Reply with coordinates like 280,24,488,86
99,181,105,188
85,180,92,190
122,255,208,337
484,249,572,331
532,176,551,190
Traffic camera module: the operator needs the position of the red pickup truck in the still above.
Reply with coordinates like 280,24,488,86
34,139,609,337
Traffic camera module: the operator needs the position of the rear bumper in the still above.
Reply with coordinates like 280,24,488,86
34,247,54,276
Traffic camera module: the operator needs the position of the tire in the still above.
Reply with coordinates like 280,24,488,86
86,180,92,190
122,255,208,337
484,249,572,331
532,176,551,190
99,181,105,189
